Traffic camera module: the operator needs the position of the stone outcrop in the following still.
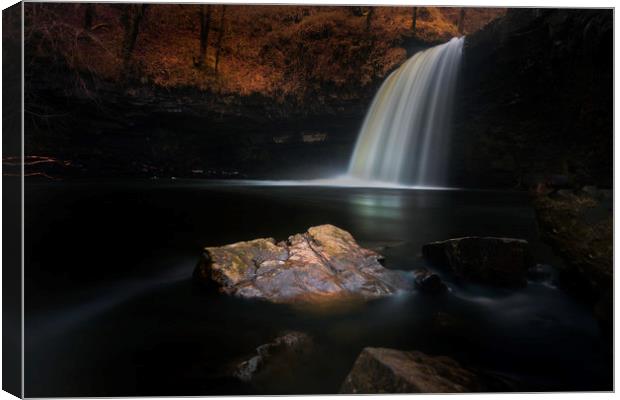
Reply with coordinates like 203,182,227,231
232,331,313,383
339,348,484,393
422,237,532,287
194,224,410,303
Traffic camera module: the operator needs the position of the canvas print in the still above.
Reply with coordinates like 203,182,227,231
2,2,613,397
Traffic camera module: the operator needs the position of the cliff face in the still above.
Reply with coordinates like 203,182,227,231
452,9,612,188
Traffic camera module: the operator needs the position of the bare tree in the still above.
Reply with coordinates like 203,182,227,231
350,6,364,17
120,4,148,72
84,4,95,30
365,7,374,32
411,7,418,35
196,5,212,67
458,8,466,34
214,5,227,72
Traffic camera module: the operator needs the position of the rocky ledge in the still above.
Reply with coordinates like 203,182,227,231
340,347,510,393
194,224,410,303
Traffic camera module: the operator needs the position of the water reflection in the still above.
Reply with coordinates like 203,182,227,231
26,256,195,346
347,192,403,220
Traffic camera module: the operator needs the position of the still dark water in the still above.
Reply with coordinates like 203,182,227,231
24,180,612,396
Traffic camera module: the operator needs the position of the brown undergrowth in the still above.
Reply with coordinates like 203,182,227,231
25,4,504,101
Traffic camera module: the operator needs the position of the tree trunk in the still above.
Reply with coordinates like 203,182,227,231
120,4,148,73
458,8,466,34
214,5,227,72
411,7,417,35
350,6,364,17
84,4,95,30
197,5,212,67
365,7,374,32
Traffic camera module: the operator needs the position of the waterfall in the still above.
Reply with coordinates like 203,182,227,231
348,37,464,186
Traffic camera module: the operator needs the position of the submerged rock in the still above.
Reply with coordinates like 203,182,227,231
422,237,532,287
194,224,410,303
232,331,313,383
339,347,484,393
413,268,447,294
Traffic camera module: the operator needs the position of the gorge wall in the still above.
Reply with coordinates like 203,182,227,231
453,8,612,189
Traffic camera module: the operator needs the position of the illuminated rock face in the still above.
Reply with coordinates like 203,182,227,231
194,224,410,303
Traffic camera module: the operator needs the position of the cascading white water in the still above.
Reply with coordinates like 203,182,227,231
348,37,464,186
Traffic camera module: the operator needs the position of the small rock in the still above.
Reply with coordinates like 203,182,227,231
413,268,447,294
422,237,532,287
232,331,313,383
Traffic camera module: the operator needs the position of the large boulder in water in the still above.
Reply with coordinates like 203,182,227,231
422,237,532,287
194,224,410,303
339,348,484,393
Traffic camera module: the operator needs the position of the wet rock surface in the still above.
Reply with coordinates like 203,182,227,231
413,268,447,294
232,331,313,383
194,224,411,303
422,237,532,287
340,347,494,393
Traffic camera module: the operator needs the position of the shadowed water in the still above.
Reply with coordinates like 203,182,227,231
24,180,611,396
349,37,464,185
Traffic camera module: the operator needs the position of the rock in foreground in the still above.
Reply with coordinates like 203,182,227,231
340,347,484,393
194,224,410,303
232,331,313,383
422,237,532,287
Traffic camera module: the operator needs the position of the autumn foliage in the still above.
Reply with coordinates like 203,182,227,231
25,4,504,101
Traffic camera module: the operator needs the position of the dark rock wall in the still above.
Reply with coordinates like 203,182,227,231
25,66,372,179
452,9,612,188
